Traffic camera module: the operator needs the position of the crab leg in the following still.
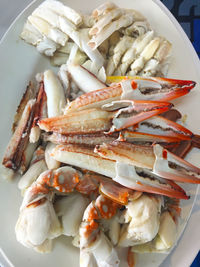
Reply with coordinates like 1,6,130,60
120,130,182,144
65,77,195,114
134,115,193,140
52,144,116,179
40,0,82,25
39,109,114,134
103,100,172,132
153,144,200,183
12,82,37,132
2,99,36,171
114,162,188,199
88,14,135,49
30,81,47,143
45,132,117,146
89,8,123,35
41,101,171,134
95,141,200,184
52,144,188,199
18,146,47,192
92,2,118,18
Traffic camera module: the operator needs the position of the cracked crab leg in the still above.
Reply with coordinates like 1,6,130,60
45,132,117,146
40,0,82,25
89,8,123,35
92,2,118,18
95,141,200,184
18,146,47,192
52,144,116,179
41,101,171,134
65,77,195,114
88,14,135,49
2,99,36,171
121,130,182,144
39,109,114,134
52,144,187,199
30,81,47,143
12,82,37,132
103,100,172,132
135,115,193,140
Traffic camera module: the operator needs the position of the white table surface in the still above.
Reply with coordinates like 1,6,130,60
0,0,199,266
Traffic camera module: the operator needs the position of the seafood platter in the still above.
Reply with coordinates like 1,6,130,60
0,0,200,266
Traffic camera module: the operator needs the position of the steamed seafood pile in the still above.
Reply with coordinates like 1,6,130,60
21,0,171,77
2,66,200,267
1,1,200,267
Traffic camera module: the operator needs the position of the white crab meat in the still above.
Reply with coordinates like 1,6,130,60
20,20,43,46
131,211,177,253
92,2,117,18
80,250,98,267
89,232,120,267
124,21,150,37
58,64,70,95
106,36,134,76
117,31,154,75
45,142,61,170
44,69,66,117
55,193,89,236
154,211,177,251
28,15,68,46
88,13,135,49
89,8,123,35
129,37,160,74
82,14,96,28
118,195,161,247
40,0,82,25
82,60,106,83
18,160,47,193
50,52,69,66
79,28,105,68
15,198,62,251
0,165,15,180
36,37,58,56
108,215,120,246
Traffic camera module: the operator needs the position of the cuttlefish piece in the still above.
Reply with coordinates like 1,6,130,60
64,77,195,114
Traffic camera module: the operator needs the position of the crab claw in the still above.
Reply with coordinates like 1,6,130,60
64,76,195,114
153,144,200,184
95,141,200,184
103,100,172,132
134,115,193,141
106,76,196,102
120,130,182,144
114,162,189,200
99,179,142,205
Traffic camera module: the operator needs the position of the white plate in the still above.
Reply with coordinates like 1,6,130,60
0,0,200,266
